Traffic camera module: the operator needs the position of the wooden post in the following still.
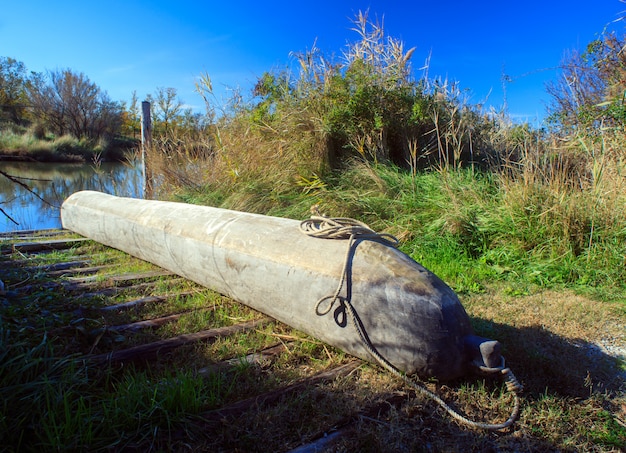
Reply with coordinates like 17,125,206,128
141,101,153,199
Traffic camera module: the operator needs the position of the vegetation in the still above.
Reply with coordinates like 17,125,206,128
0,57,211,162
27,69,123,141
0,9,625,452
546,32,626,133
0,59,130,161
146,13,626,297
0,57,29,125
0,125,134,162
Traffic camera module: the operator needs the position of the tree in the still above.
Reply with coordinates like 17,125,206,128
0,57,29,124
122,90,141,138
153,87,183,136
27,69,123,140
546,32,626,133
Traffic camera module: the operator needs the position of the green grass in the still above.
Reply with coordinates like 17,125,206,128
177,163,626,301
1,226,625,451
0,237,366,451
169,162,626,449
0,128,135,163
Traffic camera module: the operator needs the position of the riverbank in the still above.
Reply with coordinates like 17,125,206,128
0,129,138,163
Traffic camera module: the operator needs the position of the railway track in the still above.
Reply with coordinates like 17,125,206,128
1,229,524,451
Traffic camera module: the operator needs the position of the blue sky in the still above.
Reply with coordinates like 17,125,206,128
2,1,624,125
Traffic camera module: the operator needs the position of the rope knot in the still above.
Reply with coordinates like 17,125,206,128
502,368,524,394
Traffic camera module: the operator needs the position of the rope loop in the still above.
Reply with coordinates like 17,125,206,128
314,294,344,316
502,368,524,394
299,215,399,247
473,359,524,394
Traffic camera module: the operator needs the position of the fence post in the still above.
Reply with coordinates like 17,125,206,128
141,101,153,199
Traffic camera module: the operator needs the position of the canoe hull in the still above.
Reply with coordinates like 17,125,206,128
61,191,476,380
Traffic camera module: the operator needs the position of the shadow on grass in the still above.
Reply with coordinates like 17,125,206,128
6,319,620,452
194,317,625,452
472,316,624,398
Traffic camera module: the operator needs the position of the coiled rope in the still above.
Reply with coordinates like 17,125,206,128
299,210,522,431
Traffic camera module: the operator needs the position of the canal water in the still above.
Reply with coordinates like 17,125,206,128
0,160,143,233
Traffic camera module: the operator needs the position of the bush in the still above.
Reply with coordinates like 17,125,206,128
31,123,47,140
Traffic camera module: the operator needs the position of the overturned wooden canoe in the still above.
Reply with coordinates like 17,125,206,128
61,190,499,380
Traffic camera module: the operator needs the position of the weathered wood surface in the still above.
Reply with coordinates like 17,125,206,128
99,292,197,311
2,237,88,254
200,360,362,423
12,273,181,295
0,228,68,239
81,279,185,298
90,318,271,365
286,393,409,453
198,342,290,375
18,260,92,272
110,310,201,332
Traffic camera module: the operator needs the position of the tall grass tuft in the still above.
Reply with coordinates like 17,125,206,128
0,329,89,449
487,124,626,288
0,324,234,450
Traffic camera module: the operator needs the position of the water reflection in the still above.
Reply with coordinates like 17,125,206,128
0,160,143,233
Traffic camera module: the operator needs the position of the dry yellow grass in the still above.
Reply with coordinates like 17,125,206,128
464,287,624,398
467,289,623,343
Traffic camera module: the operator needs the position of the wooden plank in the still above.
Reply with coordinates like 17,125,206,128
0,259,91,273
27,260,91,272
65,270,174,285
287,431,344,453
108,269,174,284
199,360,361,422
0,255,91,269
90,317,271,364
2,238,89,254
79,280,157,295
0,228,67,239
64,274,100,283
286,393,407,453
99,290,196,311
198,343,289,375
47,264,113,278
14,277,183,296
110,311,198,332
12,279,98,294
81,278,185,297
0,257,31,268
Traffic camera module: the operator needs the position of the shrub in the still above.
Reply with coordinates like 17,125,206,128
31,122,47,140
